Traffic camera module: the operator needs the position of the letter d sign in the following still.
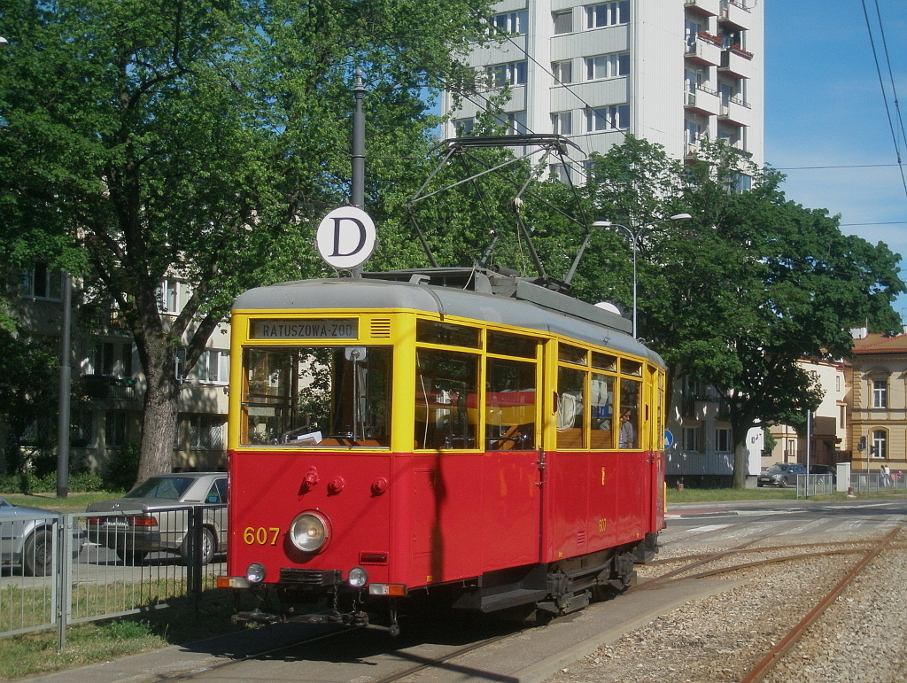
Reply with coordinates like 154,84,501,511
316,206,377,270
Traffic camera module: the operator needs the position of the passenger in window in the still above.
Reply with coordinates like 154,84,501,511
619,409,635,449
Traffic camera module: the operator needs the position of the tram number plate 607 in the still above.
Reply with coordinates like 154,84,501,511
244,527,281,545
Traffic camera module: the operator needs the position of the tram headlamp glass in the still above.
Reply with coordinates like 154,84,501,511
289,511,330,552
348,566,369,588
246,563,266,584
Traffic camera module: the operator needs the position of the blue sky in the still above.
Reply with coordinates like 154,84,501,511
765,1,907,321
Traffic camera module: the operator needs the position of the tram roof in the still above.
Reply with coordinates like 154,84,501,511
233,269,664,366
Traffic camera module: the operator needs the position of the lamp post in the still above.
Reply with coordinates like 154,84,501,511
592,213,691,338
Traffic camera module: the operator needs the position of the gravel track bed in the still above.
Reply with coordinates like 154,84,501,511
547,532,904,683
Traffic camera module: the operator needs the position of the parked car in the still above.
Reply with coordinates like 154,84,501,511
86,472,228,565
0,497,84,576
809,464,837,483
757,463,807,488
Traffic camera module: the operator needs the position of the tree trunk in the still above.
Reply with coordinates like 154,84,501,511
135,334,181,485
733,439,749,489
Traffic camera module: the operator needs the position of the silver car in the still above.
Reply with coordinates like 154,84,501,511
0,497,84,576
86,473,228,565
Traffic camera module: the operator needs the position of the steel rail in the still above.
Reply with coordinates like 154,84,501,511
739,523,904,683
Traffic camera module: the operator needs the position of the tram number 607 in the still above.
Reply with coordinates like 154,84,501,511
244,527,281,545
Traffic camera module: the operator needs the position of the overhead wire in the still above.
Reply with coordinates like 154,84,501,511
859,0,907,200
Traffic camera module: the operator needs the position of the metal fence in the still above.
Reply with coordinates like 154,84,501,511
796,472,907,498
0,507,225,649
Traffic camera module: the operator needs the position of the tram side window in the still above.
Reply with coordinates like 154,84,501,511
415,349,478,449
589,373,614,448
557,366,586,449
619,377,640,449
242,346,392,447
486,357,536,450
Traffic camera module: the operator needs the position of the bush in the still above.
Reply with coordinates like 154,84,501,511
102,443,141,492
0,471,106,494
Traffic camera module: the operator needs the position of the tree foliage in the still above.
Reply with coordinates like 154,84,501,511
0,0,495,481
582,138,905,486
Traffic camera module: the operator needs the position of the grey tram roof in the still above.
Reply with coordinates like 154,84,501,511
233,268,664,367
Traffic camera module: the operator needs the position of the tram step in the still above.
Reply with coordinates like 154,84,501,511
480,588,549,613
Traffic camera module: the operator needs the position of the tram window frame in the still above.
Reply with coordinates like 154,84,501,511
618,376,641,449
556,365,586,449
416,319,481,348
239,345,393,448
414,346,480,450
558,343,588,366
485,335,539,450
487,330,537,358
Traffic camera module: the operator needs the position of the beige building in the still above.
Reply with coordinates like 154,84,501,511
765,359,848,471
847,329,907,477
7,265,229,476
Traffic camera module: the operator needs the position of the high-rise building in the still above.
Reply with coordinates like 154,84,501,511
441,0,763,180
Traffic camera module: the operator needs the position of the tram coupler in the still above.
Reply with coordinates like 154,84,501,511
232,609,282,625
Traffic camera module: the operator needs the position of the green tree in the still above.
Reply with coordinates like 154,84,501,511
584,138,905,487
0,0,494,482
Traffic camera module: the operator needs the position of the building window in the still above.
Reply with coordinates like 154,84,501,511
585,104,629,132
21,264,63,301
585,1,629,29
873,379,888,408
495,110,528,135
553,10,573,34
872,429,887,459
487,61,527,87
552,60,573,84
189,415,226,450
453,118,474,135
106,411,128,448
683,426,702,452
157,279,180,313
715,428,731,452
197,349,229,384
585,52,629,81
551,111,572,135
548,163,571,183
491,9,528,35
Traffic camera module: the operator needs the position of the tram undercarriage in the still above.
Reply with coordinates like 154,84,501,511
231,532,658,635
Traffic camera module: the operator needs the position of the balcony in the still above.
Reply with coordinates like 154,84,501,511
81,374,140,408
685,85,720,116
684,0,720,17
718,0,751,30
719,96,753,127
719,46,755,79
685,33,723,67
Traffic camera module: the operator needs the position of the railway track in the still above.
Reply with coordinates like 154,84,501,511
552,513,907,683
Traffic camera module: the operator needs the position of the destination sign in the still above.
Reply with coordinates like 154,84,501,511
250,319,358,340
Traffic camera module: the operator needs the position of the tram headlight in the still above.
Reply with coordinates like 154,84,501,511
246,563,266,584
289,511,331,553
348,566,369,588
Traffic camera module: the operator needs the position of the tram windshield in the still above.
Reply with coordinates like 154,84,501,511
241,346,392,447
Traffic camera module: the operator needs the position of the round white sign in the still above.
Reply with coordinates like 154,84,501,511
315,206,376,270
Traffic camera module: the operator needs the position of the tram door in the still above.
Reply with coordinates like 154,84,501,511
480,335,542,570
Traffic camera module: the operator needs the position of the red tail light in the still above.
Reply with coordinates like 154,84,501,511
127,515,158,527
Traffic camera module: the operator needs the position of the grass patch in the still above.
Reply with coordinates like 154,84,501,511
0,491,122,512
0,589,253,680
667,488,798,503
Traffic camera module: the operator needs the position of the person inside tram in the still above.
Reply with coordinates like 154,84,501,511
619,408,635,449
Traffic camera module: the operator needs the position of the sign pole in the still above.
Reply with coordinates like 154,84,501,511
351,70,366,276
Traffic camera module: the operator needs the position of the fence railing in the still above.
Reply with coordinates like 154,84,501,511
0,506,225,649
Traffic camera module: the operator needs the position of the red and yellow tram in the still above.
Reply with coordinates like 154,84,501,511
219,267,665,633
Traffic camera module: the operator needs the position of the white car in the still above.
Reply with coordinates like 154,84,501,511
0,498,83,576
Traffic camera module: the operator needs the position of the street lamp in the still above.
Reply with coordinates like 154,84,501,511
592,213,691,338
